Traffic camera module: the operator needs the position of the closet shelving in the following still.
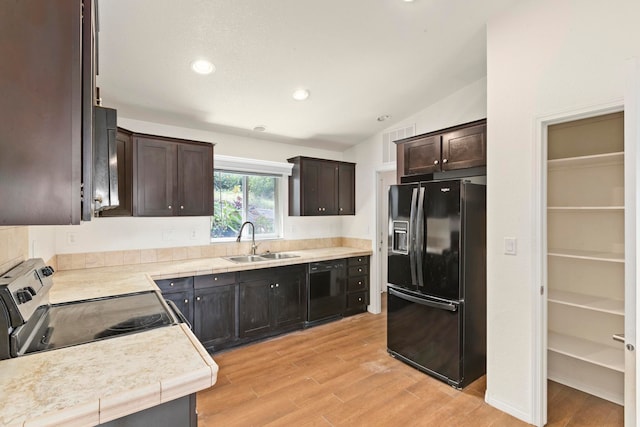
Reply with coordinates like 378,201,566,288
546,113,624,405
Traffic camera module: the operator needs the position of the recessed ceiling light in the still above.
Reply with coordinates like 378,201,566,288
377,114,391,122
403,0,415,2
253,125,266,132
292,89,310,101
190,59,215,75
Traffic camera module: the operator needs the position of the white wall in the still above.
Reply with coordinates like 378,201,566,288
30,118,348,255
344,78,487,313
485,0,640,423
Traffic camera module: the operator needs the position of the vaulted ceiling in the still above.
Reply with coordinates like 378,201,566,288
97,0,517,150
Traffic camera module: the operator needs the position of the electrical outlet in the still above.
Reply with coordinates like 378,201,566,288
67,232,77,245
504,237,517,255
190,229,197,239
162,229,175,241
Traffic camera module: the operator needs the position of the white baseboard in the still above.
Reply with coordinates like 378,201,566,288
485,390,535,425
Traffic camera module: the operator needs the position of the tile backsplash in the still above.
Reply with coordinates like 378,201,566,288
56,237,371,271
0,226,29,274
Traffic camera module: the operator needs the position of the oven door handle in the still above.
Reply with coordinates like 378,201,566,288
165,299,192,330
389,288,458,312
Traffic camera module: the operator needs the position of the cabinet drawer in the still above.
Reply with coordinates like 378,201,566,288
194,272,236,289
348,276,368,292
347,291,369,309
348,265,368,277
155,276,193,292
347,256,368,266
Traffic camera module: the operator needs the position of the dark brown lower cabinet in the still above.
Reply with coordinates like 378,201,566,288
194,284,236,351
344,256,370,316
154,260,368,352
157,274,236,353
239,265,306,340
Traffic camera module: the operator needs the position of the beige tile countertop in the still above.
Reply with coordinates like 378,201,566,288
0,246,371,427
49,246,373,304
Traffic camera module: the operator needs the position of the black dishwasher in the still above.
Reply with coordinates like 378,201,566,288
307,260,346,324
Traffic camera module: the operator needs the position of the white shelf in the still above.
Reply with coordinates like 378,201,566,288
547,206,624,212
548,152,623,170
548,249,624,263
548,332,624,372
548,289,624,316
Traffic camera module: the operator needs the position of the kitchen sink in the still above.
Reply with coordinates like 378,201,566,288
259,252,299,260
225,255,268,263
224,253,300,263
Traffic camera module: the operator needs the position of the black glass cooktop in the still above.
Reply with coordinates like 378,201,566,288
20,291,176,355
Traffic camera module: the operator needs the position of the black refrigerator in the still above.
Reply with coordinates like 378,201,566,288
387,179,486,389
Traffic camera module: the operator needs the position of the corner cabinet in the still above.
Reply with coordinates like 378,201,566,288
132,134,214,217
156,273,238,353
546,112,625,405
395,119,486,182
0,0,94,225
288,156,355,216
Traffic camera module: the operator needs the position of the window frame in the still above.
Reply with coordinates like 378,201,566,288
210,155,293,243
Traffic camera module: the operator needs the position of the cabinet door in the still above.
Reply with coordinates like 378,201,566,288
441,123,486,171
135,137,176,216
273,268,305,329
194,284,236,350
338,163,355,215
239,279,273,338
164,290,194,327
302,160,322,215
100,128,133,217
0,0,83,225
402,135,441,176
317,162,339,215
177,143,213,216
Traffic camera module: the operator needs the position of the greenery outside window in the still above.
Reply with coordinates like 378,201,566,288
211,170,280,240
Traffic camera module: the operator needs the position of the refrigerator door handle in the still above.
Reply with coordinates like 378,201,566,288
416,187,425,288
409,188,418,286
389,287,458,312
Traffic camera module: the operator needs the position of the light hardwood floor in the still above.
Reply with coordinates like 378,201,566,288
196,295,622,426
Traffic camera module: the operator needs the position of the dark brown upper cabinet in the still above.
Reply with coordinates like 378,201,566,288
132,134,213,217
0,0,95,225
98,128,133,217
288,157,356,216
396,119,486,182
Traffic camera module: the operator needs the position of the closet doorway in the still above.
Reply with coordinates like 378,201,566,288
545,111,630,423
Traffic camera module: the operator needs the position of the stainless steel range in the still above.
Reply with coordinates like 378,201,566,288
0,258,183,360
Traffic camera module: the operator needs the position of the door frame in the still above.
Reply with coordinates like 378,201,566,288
533,58,639,426
372,163,396,314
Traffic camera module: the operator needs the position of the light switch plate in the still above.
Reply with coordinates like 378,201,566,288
504,237,517,255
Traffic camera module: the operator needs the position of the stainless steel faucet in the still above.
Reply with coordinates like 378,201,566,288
237,221,257,255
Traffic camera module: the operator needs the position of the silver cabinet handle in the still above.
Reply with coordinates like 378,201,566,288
613,333,625,343
168,205,172,209
170,282,174,287
184,299,188,303
358,297,362,302
275,283,279,288
214,277,218,281
443,158,448,164
196,296,201,301
180,205,184,209
318,207,322,211
358,281,362,285
270,284,274,289
434,160,439,165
